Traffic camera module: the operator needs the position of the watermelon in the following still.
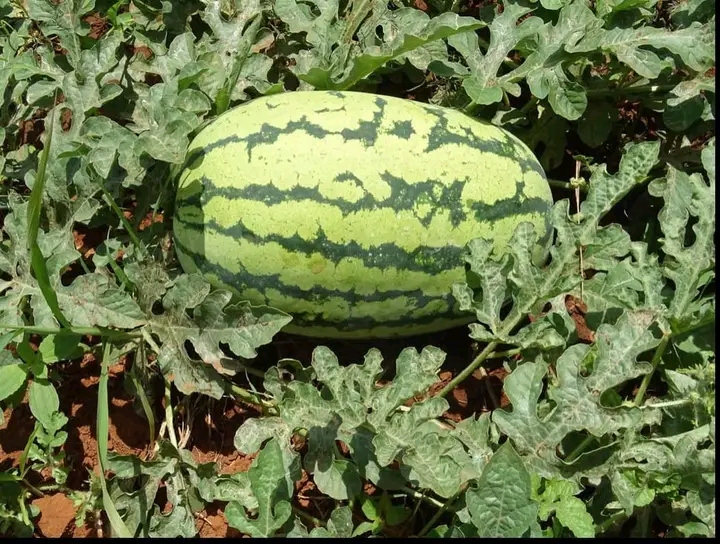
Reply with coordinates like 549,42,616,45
173,91,553,339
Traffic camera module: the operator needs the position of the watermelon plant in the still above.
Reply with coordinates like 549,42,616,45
0,0,715,539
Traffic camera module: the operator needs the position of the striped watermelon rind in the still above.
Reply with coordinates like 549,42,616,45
173,91,553,339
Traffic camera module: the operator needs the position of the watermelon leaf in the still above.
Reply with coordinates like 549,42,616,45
464,442,538,537
25,0,93,69
492,309,660,470
454,140,661,351
309,506,354,537
334,10,484,90
0,196,143,330
448,1,599,119
447,1,542,107
149,274,291,398
533,476,595,537
277,0,483,90
648,140,715,330
234,345,488,499
567,21,714,80
225,438,293,537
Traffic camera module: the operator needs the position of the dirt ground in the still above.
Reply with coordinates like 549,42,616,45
0,352,252,537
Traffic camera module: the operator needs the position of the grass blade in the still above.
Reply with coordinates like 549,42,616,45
97,340,132,538
26,108,70,329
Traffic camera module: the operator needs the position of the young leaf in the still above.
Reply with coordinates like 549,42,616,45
534,477,595,537
465,442,537,537
361,495,380,521
147,499,197,538
225,438,293,537
27,379,61,431
37,334,84,364
554,496,596,537
0,364,28,403
304,414,361,500
309,506,354,537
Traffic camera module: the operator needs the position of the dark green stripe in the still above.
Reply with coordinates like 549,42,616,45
175,174,553,277
289,309,469,333
174,213,464,275
176,173,551,230
420,103,547,179
196,93,543,179
197,95,389,161
173,239,471,332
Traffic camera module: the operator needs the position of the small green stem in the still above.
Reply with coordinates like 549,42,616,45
97,340,133,538
633,335,670,406
26,107,70,329
78,257,92,276
235,361,267,379
229,383,277,414
17,496,32,531
19,425,39,477
486,347,521,359
519,96,539,116
565,435,595,463
449,0,464,13
163,379,178,449
293,505,324,528
400,486,446,510
586,83,676,98
636,507,651,537
641,398,693,410
436,341,499,399
417,489,462,537
107,256,131,291
99,189,146,259
548,179,589,192
130,344,156,444
596,511,627,534
21,479,45,498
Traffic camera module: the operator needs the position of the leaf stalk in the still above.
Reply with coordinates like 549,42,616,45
633,335,670,406
436,341,499,399
417,489,462,537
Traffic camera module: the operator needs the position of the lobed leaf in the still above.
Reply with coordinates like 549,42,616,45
225,438,293,537
150,274,291,398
